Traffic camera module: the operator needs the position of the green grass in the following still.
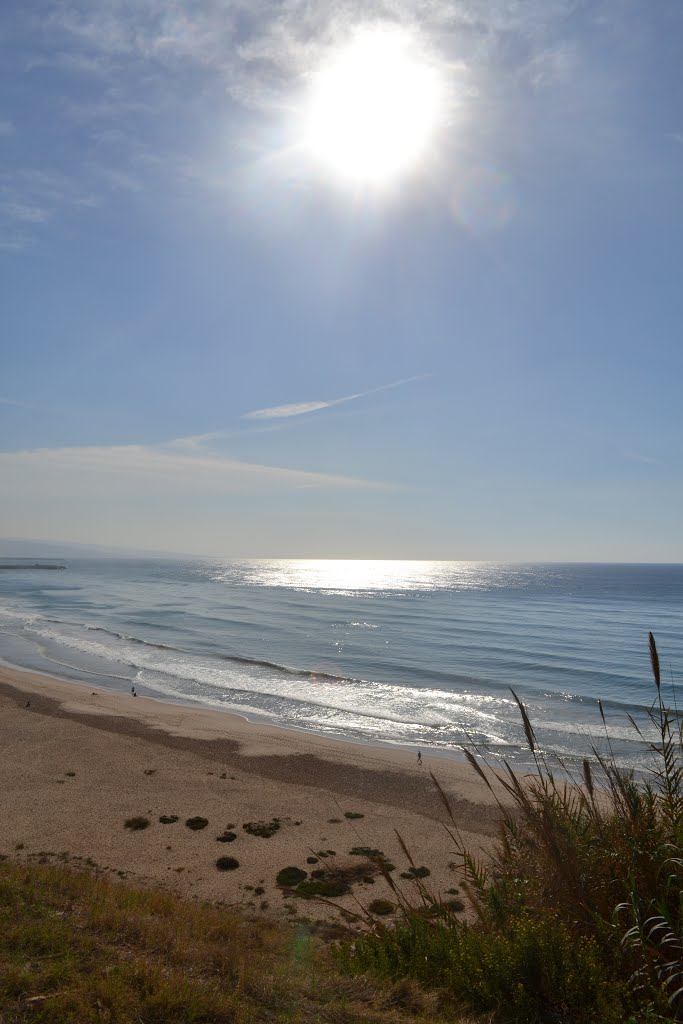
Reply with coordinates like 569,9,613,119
0,861,463,1024
338,633,683,1023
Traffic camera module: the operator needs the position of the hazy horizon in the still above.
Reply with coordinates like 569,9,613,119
1,536,681,567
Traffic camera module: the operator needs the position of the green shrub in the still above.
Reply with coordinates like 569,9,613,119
342,910,627,1022
243,820,280,838
159,815,178,824
216,832,237,843
295,879,350,898
399,866,430,880
368,900,395,916
215,857,239,871
276,867,307,887
124,817,150,831
185,817,208,831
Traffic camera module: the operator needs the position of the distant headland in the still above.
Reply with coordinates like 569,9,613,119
0,563,66,570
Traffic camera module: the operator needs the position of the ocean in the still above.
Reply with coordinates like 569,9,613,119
0,558,681,772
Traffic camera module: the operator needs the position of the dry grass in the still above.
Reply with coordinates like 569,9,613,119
0,859,481,1024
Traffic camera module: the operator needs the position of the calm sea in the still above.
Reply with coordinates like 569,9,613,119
0,559,681,771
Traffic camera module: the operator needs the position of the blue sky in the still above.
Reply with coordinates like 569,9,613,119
1,0,682,559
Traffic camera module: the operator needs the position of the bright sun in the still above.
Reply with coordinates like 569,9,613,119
303,27,442,186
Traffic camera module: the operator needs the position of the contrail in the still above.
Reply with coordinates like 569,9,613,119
242,374,429,420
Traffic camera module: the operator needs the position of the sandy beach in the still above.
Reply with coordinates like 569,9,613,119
0,663,507,924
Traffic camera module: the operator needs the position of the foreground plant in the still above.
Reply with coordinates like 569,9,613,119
339,633,682,1023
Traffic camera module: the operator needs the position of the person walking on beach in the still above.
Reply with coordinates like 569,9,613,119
417,751,422,765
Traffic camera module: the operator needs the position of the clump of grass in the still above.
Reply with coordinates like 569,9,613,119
344,811,364,819
65,771,76,777
306,856,319,864
338,633,683,1024
400,866,430,880
216,857,239,871
276,867,307,887
296,879,350,898
368,900,395,916
349,847,383,858
216,832,237,843
185,816,209,831
124,817,150,831
159,815,178,825
243,819,280,838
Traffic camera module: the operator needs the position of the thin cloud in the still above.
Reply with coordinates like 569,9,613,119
243,375,429,421
0,435,386,492
624,452,659,466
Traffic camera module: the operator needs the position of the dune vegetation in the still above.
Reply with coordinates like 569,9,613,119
339,634,683,1023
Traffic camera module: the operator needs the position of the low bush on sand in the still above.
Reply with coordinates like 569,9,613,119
185,816,209,831
124,817,150,831
216,857,239,871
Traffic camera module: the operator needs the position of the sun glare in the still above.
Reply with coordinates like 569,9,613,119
304,28,442,186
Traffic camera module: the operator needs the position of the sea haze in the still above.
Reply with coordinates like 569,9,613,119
0,558,681,772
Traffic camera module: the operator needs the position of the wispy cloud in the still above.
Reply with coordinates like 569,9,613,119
243,375,429,421
37,0,580,89
624,452,659,466
0,168,98,248
0,435,386,492
0,397,30,407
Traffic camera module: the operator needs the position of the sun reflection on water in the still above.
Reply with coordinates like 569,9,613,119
225,559,514,593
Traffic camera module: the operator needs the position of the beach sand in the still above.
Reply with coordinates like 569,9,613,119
0,664,508,924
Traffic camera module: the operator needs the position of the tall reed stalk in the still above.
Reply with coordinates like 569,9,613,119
339,633,682,1024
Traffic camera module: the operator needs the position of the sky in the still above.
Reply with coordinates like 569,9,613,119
1,0,682,560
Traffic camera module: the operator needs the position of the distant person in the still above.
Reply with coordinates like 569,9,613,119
417,751,422,765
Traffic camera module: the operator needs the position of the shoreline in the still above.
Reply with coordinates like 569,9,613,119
0,650,482,766
0,654,474,764
0,662,507,922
